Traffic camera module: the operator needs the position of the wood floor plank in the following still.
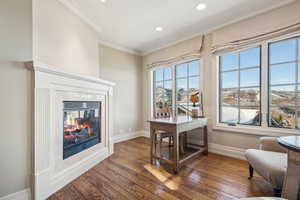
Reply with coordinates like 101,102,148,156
48,137,275,200
93,161,163,200
54,184,86,200
72,175,111,200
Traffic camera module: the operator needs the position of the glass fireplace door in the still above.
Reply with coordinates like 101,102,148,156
63,101,101,159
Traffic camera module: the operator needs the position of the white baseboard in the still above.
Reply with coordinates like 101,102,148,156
140,130,150,138
208,143,246,160
0,189,31,200
113,130,146,143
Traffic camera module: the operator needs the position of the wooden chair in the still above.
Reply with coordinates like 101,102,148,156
153,108,187,158
153,130,187,158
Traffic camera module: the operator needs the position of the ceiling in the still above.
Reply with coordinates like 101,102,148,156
61,0,295,55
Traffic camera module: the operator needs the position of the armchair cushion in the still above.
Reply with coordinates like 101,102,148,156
259,137,287,153
245,149,287,189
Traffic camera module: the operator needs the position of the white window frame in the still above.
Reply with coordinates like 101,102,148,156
218,46,262,126
214,32,300,136
150,59,203,118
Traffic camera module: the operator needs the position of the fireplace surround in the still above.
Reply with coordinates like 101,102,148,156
26,61,115,200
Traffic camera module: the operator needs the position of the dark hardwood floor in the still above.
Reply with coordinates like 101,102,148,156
48,137,274,200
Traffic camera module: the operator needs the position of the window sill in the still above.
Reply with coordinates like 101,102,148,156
213,123,300,137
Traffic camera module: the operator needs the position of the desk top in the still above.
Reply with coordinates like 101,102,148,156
148,116,208,125
278,136,300,153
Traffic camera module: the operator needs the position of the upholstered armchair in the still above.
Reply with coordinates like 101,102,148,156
245,137,287,197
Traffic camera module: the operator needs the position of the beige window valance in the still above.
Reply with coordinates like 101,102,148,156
147,36,204,69
211,22,300,54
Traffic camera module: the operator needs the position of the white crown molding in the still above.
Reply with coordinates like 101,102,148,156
0,189,31,200
56,0,142,56
25,61,116,87
142,0,296,56
98,39,142,56
56,0,102,34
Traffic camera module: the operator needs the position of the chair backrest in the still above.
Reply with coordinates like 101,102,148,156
155,107,172,118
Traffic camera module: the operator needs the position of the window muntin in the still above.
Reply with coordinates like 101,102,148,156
268,37,300,129
176,60,201,116
219,47,261,126
153,67,173,118
152,60,201,118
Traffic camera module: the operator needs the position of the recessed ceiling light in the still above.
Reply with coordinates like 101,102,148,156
100,0,106,3
196,3,207,11
155,26,163,32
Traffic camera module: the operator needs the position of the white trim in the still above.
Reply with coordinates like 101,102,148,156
25,61,115,87
213,124,300,137
99,40,142,56
56,0,102,34
56,0,142,56
141,130,150,138
113,131,147,143
0,189,31,200
208,143,246,160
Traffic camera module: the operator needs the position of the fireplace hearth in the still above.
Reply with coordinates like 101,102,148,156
63,101,101,159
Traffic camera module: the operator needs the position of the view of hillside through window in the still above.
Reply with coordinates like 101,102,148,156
218,36,300,129
153,60,201,117
269,37,300,128
154,67,173,117
219,47,261,126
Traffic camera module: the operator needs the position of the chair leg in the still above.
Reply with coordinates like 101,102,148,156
248,164,254,179
273,188,282,197
180,134,185,154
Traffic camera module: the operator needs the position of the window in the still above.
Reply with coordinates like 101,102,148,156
269,37,300,129
218,34,300,131
219,47,261,126
153,67,173,117
153,60,201,117
176,61,201,116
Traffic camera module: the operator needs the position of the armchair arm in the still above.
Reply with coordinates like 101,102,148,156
259,137,287,153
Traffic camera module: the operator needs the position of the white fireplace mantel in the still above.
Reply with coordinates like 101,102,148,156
26,61,115,200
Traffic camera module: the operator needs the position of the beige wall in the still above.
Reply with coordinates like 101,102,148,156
0,62,32,197
0,0,32,197
99,44,143,136
34,0,100,77
212,1,300,46
0,0,32,61
142,1,300,150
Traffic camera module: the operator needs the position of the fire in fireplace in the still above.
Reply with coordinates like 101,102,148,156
63,101,101,159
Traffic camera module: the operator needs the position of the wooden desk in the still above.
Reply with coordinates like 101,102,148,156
278,136,300,200
149,116,208,173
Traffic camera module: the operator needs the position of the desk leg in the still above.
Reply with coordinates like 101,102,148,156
150,125,155,165
173,129,179,173
203,125,208,155
282,150,300,200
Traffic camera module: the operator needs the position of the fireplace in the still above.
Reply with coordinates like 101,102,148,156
63,101,101,159
27,61,114,200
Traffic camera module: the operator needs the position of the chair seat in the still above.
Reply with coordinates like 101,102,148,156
245,149,287,189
